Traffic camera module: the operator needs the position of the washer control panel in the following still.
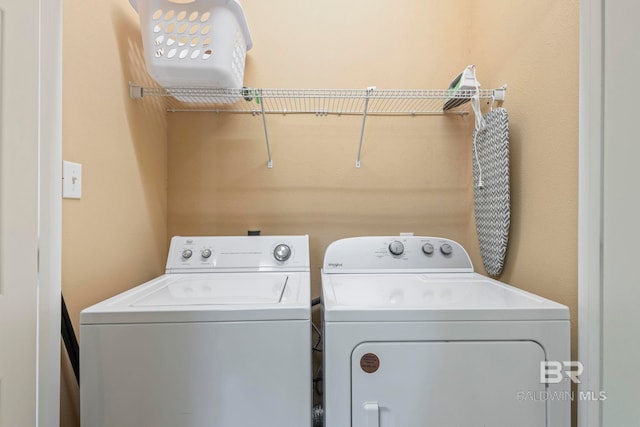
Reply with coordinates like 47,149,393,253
166,235,310,272
323,235,474,273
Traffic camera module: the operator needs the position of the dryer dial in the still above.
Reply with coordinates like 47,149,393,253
422,243,434,255
181,249,193,259
440,243,453,256
388,241,405,256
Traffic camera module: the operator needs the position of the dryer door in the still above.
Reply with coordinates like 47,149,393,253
352,341,548,427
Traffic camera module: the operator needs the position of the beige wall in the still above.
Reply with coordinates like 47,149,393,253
61,0,168,425
167,0,579,309
168,0,479,296
61,0,578,425
470,0,579,307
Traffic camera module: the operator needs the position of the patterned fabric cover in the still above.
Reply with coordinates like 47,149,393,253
473,107,510,276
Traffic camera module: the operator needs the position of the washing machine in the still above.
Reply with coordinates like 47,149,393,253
322,235,570,427
80,235,311,427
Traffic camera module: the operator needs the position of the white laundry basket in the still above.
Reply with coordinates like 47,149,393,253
129,0,252,100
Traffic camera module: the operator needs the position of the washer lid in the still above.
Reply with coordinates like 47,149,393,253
131,275,288,307
322,272,569,322
81,272,310,324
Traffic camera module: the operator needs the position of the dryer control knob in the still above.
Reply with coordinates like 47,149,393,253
201,248,212,259
274,244,292,262
389,240,405,256
440,243,453,256
422,243,434,255
182,249,193,259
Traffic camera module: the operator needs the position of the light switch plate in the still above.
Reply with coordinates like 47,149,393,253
63,161,82,199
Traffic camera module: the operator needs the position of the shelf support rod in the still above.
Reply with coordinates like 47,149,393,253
258,89,273,168
356,86,375,168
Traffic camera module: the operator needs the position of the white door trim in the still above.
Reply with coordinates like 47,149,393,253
37,0,62,424
578,0,603,425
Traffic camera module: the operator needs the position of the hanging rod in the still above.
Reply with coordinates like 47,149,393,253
129,83,507,167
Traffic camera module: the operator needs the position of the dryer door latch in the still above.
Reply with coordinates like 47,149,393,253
363,402,380,427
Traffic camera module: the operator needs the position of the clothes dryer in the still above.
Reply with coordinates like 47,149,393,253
322,235,570,427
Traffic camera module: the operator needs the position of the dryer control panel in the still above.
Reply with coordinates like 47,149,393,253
323,235,473,274
166,235,310,273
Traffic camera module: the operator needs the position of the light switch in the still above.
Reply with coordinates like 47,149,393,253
63,161,82,199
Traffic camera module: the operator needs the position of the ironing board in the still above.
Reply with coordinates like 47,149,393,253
473,107,510,276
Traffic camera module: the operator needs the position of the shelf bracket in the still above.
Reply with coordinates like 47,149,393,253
129,82,144,100
493,85,507,103
258,89,273,168
356,86,376,168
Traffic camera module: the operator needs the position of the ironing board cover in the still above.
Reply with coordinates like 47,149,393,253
473,107,510,276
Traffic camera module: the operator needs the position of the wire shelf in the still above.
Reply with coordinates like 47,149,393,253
130,85,505,116
129,83,507,168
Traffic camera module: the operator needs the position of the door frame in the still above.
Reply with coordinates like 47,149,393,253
578,0,603,425
37,0,62,424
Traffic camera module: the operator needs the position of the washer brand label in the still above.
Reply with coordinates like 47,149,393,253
327,262,343,268
360,353,380,374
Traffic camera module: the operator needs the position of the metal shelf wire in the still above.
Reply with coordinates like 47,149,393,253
130,84,505,115
129,83,506,167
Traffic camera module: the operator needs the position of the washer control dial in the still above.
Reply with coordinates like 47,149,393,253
422,243,434,255
274,244,292,262
440,243,453,256
388,240,405,256
182,249,193,259
201,248,212,259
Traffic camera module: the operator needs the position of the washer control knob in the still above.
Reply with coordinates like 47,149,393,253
422,243,434,255
440,243,453,256
182,249,193,259
201,248,212,259
274,244,292,262
388,241,405,256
